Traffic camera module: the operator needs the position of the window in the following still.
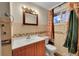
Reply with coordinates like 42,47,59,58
54,11,70,24
54,15,61,24
62,11,70,23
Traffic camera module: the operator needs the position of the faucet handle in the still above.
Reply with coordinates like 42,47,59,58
27,34,29,36
26,34,31,39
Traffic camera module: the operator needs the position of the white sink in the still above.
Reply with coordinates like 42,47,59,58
12,35,48,49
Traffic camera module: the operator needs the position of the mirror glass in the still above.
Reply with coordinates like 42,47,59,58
23,12,38,25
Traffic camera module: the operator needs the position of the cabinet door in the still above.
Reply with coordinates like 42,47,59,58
13,40,45,56
13,44,35,56
12,48,20,56
25,44,35,56
35,40,45,56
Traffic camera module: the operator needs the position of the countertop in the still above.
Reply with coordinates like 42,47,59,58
12,36,49,49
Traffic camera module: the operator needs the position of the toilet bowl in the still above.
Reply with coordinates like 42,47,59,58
46,44,56,52
45,37,56,56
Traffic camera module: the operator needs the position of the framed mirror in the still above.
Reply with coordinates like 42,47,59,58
23,11,38,25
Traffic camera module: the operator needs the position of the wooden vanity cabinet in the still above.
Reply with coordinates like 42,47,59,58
36,40,45,56
13,43,35,56
12,40,45,56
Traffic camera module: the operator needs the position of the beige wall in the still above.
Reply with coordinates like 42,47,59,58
0,2,10,17
54,3,69,55
0,25,1,55
54,3,68,14
0,2,10,56
10,2,48,37
54,23,68,55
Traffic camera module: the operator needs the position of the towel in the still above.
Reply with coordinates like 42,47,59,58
64,10,78,54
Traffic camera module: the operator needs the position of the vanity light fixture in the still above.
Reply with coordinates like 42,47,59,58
22,6,37,15
22,6,38,25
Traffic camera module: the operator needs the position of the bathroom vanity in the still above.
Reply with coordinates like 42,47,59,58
12,40,45,56
12,36,48,56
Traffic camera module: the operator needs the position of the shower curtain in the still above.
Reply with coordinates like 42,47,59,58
64,10,78,54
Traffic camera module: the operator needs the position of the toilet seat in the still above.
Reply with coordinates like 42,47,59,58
46,44,56,51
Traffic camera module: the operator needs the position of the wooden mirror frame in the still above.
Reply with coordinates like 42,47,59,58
23,11,38,25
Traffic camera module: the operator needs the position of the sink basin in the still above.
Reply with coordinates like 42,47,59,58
12,35,48,49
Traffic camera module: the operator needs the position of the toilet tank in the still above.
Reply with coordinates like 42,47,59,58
44,36,49,45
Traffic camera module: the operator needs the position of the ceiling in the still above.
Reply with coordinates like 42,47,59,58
32,2,64,10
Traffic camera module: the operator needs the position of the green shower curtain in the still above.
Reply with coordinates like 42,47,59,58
64,10,78,54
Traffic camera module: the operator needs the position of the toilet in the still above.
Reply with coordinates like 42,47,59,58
45,37,56,56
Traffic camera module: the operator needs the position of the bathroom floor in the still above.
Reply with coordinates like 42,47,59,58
46,51,61,56
54,52,62,56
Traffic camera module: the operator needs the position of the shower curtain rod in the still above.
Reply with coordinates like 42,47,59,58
53,2,66,9
53,2,79,10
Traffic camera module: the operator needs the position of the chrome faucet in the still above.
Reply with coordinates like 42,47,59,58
26,34,31,39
